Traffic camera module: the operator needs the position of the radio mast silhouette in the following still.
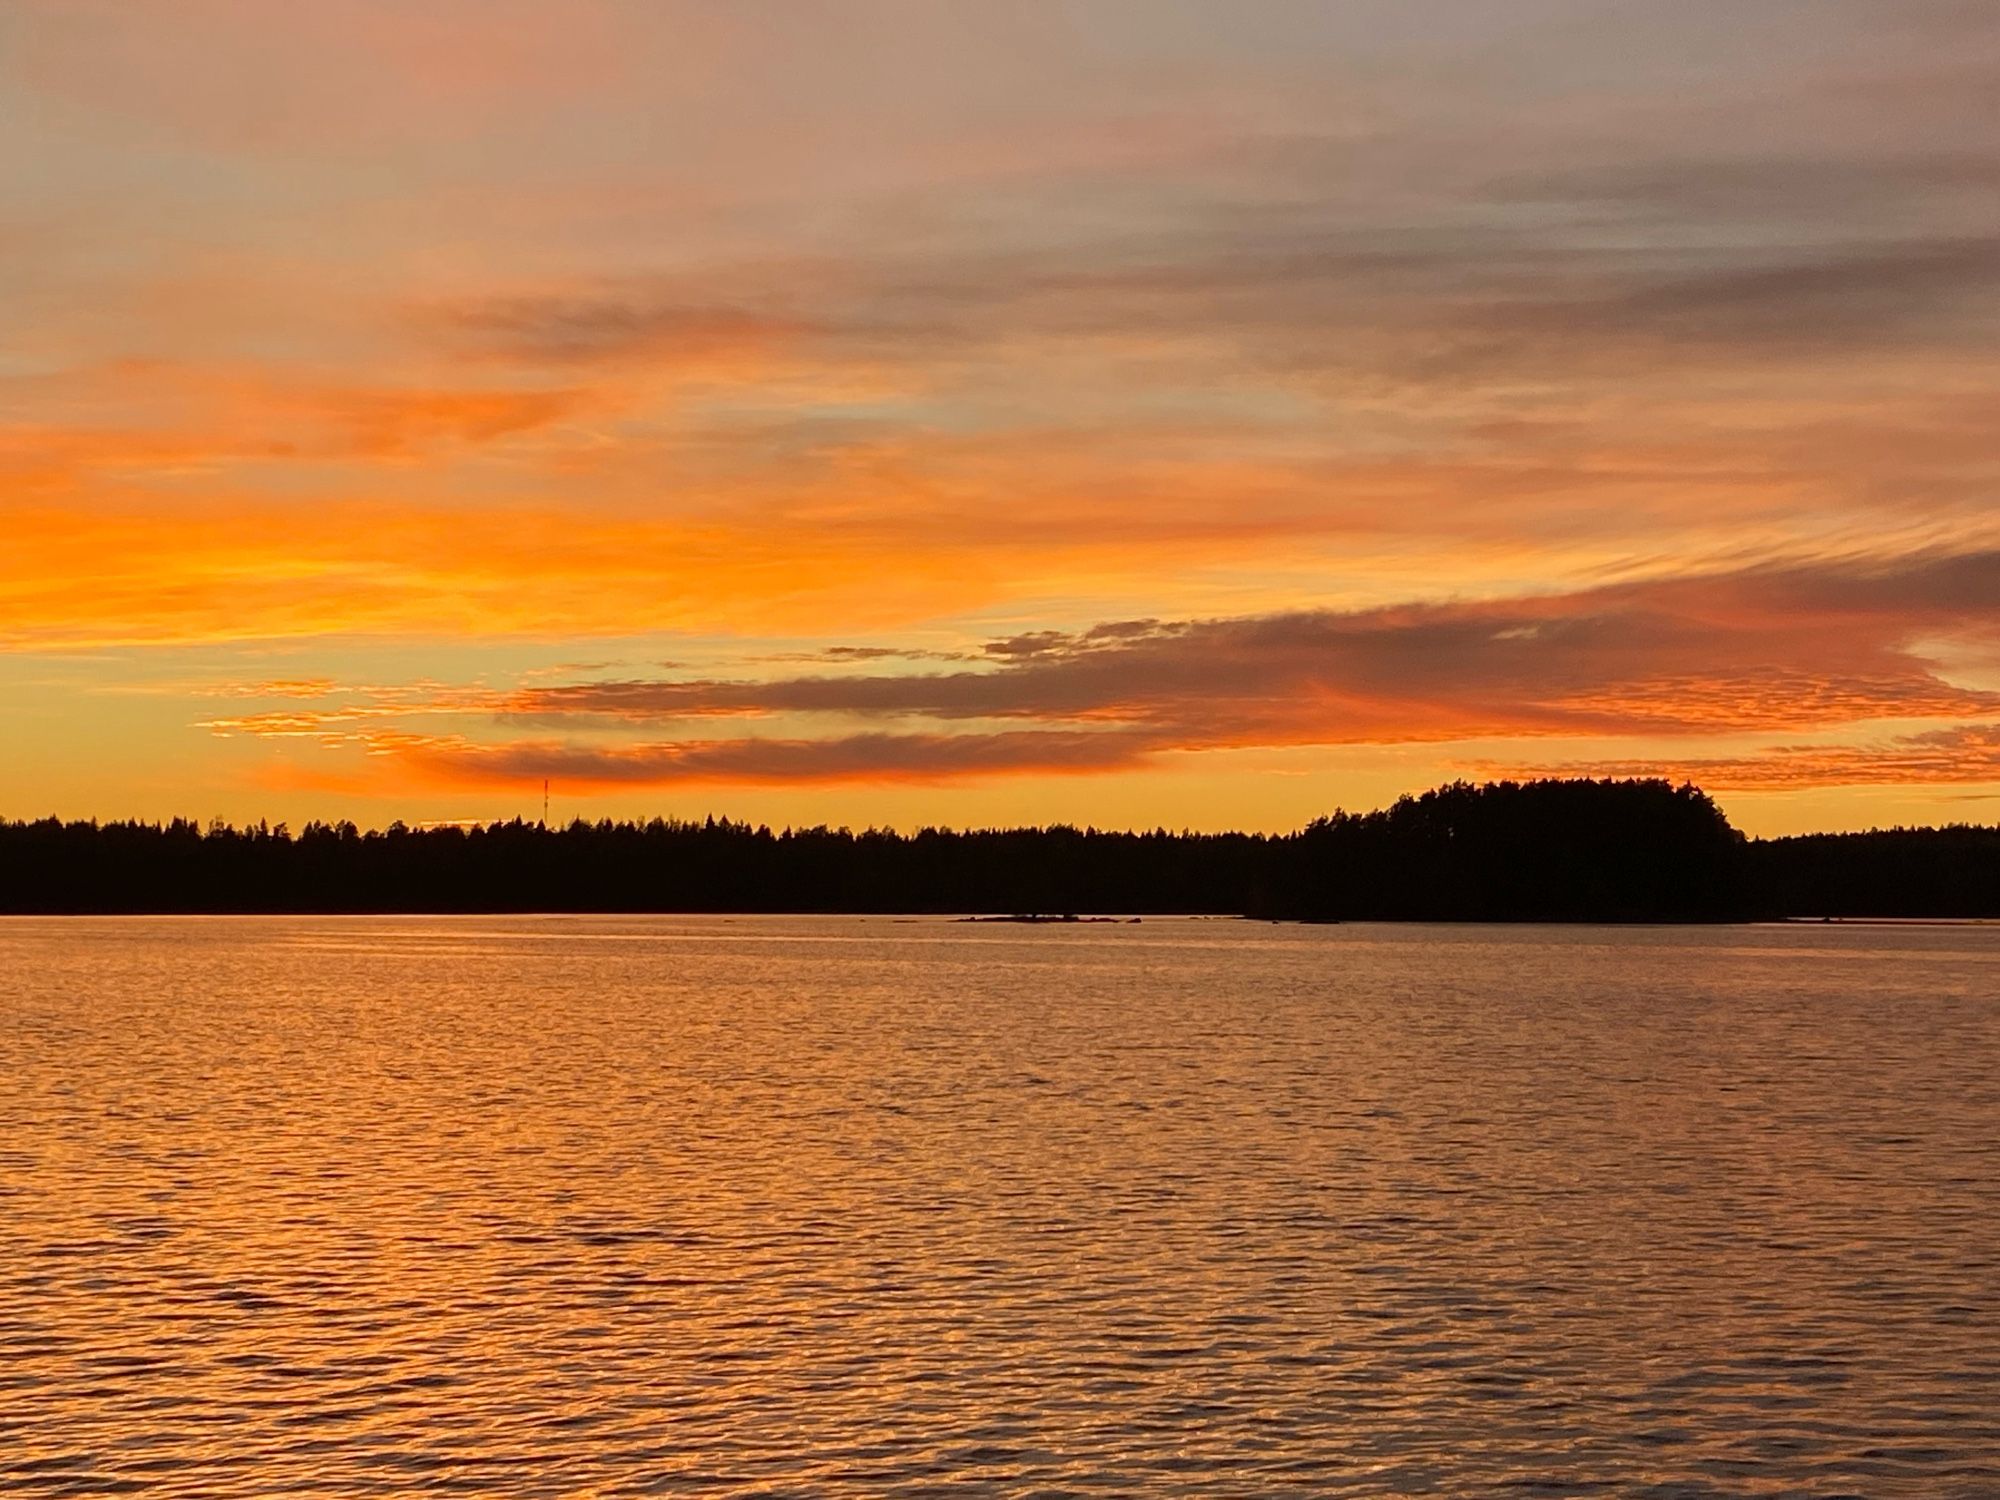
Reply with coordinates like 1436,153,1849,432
542,779,549,828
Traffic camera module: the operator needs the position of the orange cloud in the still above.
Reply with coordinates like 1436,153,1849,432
0,363,596,477
1480,723,2000,792
492,549,2000,741
202,548,2000,795
374,728,1159,791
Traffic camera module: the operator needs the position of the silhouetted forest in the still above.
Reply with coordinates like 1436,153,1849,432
1749,826,2000,919
1260,778,1748,921
1,777,1994,920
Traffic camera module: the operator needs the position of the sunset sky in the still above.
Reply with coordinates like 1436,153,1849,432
6,1,1999,835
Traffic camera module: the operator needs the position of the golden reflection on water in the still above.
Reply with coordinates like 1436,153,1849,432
3,917,1998,1495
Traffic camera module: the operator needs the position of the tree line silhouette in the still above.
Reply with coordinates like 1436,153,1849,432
1,777,1993,920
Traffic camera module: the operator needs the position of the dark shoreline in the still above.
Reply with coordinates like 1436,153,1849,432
5,777,1997,921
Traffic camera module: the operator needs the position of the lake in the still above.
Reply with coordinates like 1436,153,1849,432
3,917,1997,1496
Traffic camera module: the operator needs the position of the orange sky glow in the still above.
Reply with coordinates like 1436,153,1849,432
6,1,1999,835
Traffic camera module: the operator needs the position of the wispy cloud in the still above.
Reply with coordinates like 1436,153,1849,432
371,727,1160,789
499,550,2000,744
209,547,2000,793
1485,723,2000,792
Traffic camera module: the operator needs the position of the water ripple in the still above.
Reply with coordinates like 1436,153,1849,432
3,916,1997,1496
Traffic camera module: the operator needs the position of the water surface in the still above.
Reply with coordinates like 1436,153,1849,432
4,917,1997,1496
